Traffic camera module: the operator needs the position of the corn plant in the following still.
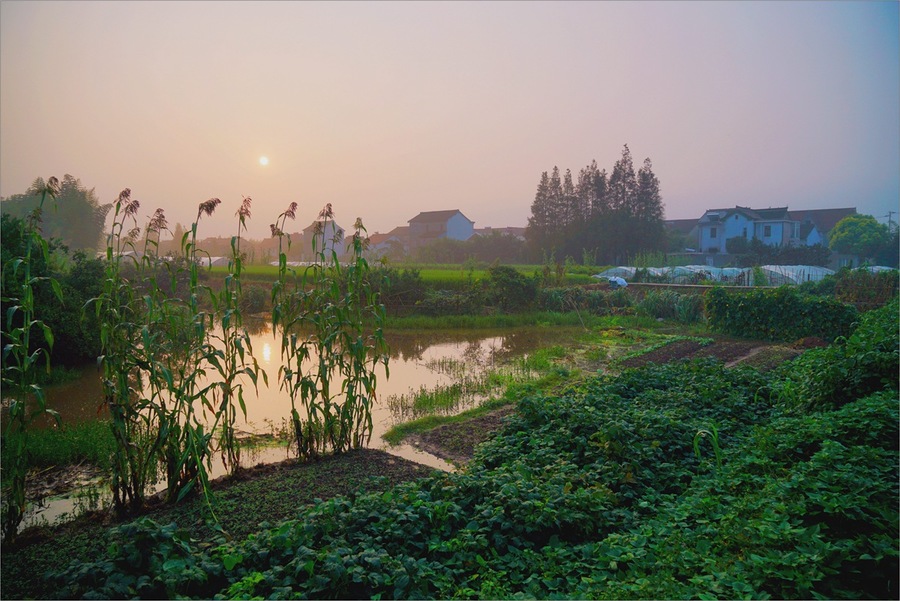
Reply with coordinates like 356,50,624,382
0,177,62,541
272,203,388,459
693,425,723,472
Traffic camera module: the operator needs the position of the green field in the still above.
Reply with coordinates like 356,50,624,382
210,263,599,287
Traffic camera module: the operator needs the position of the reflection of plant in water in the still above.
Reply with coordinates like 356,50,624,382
387,356,536,422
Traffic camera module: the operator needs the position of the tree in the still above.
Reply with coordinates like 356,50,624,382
829,214,891,261
635,158,663,222
1,175,112,251
561,168,580,227
873,228,899,268
608,145,637,214
526,146,665,264
526,171,558,258
575,161,599,221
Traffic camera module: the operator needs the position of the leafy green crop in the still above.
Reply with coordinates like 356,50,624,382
48,303,899,599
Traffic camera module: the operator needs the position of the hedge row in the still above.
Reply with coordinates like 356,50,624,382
705,286,858,342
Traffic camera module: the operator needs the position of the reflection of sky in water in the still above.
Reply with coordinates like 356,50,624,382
37,324,576,442
22,324,581,528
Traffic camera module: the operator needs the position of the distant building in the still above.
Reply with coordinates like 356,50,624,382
299,219,345,259
666,205,857,268
407,209,475,250
362,227,409,259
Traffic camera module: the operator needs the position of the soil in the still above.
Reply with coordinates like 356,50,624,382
618,337,806,370
405,405,518,466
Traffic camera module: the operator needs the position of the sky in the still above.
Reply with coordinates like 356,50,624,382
1,1,898,241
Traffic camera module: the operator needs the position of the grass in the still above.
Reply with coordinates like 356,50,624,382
210,263,597,288
1,421,116,484
382,341,580,445
383,311,680,331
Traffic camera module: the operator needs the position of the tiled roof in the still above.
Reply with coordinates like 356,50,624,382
753,207,790,220
788,208,857,235
664,219,698,235
386,226,409,237
408,209,472,224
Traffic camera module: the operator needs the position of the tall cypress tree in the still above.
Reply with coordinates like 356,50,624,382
525,146,665,263
526,171,553,256
561,168,578,227
635,157,663,222
592,168,610,217
547,166,563,229
634,157,666,253
608,145,637,215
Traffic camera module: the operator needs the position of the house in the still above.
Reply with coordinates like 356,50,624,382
698,207,794,253
668,205,857,268
299,219,345,259
365,227,409,258
695,206,856,254
664,219,700,251
407,210,475,249
787,207,857,248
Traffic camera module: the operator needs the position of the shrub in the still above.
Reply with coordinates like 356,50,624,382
705,286,858,342
239,284,268,314
775,298,899,411
416,288,485,316
484,265,538,312
537,287,634,315
366,266,426,309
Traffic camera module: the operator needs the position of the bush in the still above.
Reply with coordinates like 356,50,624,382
416,288,484,316
775,298,899,411
366,266,426,309
483,265,538,312
705,286,858,342
239,284,268,314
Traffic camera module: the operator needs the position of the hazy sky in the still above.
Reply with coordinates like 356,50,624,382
2,1,898,240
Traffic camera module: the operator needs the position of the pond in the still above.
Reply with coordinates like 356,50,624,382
20,323,580,528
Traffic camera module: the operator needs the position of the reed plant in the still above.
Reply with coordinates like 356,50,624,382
0,177,62,541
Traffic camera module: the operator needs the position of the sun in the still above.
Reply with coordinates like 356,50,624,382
259,156,269,166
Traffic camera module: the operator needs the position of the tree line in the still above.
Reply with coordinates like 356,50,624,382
526,144,665,264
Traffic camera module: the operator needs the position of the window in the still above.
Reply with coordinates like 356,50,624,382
710,227,717,239
743,227,747,239
792,223,800,238
764,225,772,237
